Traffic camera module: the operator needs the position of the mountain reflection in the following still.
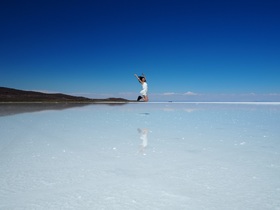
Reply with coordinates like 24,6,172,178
0,103,90,117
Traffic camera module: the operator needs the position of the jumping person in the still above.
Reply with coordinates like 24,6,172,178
134,73,148,102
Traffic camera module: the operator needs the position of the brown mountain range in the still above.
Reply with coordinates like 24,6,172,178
0,87,130,103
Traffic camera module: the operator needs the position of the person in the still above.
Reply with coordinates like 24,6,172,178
134,73,148,102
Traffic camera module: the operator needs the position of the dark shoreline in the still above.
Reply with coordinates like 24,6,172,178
0,87,137,116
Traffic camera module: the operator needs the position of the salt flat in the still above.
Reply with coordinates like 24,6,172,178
0,103,279,209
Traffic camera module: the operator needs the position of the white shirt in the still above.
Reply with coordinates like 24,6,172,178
140,82,148,96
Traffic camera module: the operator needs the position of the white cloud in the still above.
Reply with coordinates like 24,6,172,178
184,91,198,96
268,93,280,96
157,92,199,96
163,92,176,96
32,89,57,94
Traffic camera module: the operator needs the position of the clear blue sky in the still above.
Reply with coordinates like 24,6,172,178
1,0,280,101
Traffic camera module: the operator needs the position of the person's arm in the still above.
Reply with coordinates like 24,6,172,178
134,74,142,83
142,73,146,80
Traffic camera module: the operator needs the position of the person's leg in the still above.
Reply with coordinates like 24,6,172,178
143,95,149,102
137,96,142,101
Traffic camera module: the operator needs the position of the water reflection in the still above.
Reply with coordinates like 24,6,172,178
0,103,127,117
1,103,280,209
137,128,149,155
0,103,91,117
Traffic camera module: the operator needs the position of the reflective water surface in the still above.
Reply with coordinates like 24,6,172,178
0,103,280,209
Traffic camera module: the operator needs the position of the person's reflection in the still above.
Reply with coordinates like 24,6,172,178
137,128,149,155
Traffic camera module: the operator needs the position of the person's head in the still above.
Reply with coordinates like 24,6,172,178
139,76,146,82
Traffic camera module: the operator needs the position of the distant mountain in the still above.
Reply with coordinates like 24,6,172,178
0,87,129,103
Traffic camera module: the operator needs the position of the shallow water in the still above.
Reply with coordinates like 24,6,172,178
0,103,280,210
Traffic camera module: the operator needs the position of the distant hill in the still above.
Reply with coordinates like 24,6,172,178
0,87,130,103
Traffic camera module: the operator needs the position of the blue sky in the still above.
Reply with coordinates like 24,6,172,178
1,0,280,101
